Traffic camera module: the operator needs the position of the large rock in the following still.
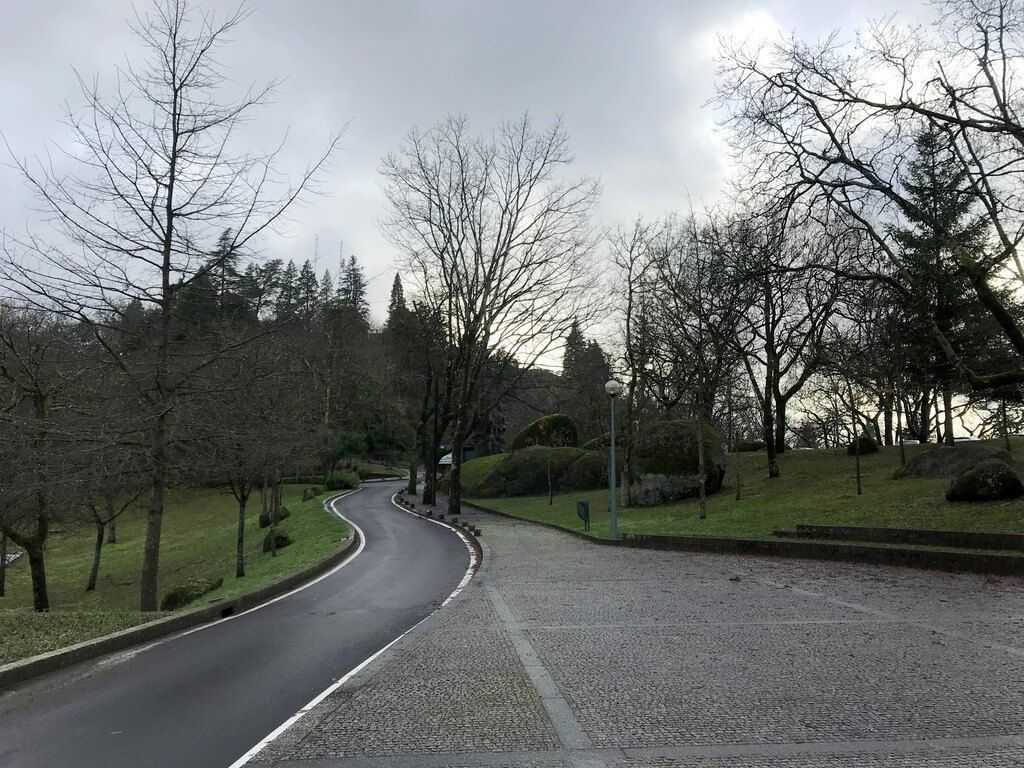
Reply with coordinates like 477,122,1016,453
946,458,1024,502
631,420,726,505
511,414,579,450
259,506,290,529
847,435,879,455
159,577,224,611
262,530,293,552
906,443,1012,479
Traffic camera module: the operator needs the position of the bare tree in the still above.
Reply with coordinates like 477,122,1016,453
2,0,340,610
717,0,1024,391
381,115,602,516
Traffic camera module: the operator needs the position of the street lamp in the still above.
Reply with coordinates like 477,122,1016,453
605,379,623,538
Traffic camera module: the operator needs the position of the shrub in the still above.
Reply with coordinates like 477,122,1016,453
735,441,765,453
324,469,360,491
160,577,224,612
459,446,608,497
631,420,726,504
510,414,579,450
559,450,609,491
259,505,291,529
581,432,625,450
311,486,323,496
847,435,879,455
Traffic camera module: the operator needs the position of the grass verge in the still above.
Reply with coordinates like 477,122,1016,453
0,484,349,664
469,443,1024,540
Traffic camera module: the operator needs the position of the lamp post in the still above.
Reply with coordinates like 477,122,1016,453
605,379,623,538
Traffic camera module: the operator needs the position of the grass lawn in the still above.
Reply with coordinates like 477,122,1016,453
469,442,1024,540
0,484,350,664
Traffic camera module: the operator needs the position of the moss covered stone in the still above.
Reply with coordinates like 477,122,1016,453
631,420,726,505
510,414,579,450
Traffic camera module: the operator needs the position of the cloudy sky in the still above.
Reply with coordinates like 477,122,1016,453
1,0,927,322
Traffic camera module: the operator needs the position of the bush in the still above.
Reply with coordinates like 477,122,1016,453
259,505,291,529
946,458,1024,502
631,420,726,505
559,450,610,491
735,441,765,453
160,577,224,612
324,469,360,491
459,446,608,497
510,414,579,450
581,432,625,450
847,435,879,455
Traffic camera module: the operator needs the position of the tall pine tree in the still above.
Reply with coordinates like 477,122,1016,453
893,127,987,443
338,254,369,320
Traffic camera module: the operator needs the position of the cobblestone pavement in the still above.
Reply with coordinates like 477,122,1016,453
254,504,1024,767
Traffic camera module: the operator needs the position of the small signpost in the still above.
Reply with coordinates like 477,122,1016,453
576,500,590,531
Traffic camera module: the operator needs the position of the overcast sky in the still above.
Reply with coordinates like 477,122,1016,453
1,0,928,322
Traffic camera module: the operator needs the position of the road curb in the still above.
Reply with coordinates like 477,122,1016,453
459,500,1024,576
0,494,361,690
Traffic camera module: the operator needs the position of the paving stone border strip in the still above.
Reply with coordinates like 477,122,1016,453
461,500,1024,575
0,494,361,690
775,523,1024,550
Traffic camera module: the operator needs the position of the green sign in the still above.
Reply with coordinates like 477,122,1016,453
576,500,590,531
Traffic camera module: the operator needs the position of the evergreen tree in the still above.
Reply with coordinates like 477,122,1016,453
297,260,319,318
318,270,335,311
561,320,612,440
275,260,299,320
338,254,369,319
892,127,988,442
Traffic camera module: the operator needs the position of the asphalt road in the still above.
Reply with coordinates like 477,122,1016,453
0,481,470,768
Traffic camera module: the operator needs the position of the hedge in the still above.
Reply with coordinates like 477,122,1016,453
510,414,579,450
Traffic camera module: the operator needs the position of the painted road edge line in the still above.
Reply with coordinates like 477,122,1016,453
227,491,479,768
120,489,367,656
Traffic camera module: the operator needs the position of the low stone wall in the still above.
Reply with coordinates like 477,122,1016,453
775,524,1024,551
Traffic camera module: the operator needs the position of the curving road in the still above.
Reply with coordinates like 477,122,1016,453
0,481,471,768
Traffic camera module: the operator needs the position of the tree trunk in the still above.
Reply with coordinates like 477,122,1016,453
407,455,418,496
86,521,104,591
763,394,779,479
140,412,168,611
0,531,7,598
547,458,554,506
773,397,787,454
1003,399,1011,452
942,385,955,445
447,418,466,518
269,479,280,558
26,542,49,612
883,395,894,446
897,404,907,468
236,493,248,578
918,389,931,443
697,422,707,520
106,516,117,544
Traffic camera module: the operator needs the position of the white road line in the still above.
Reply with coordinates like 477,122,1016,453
226,490,479,768
122,489,365,657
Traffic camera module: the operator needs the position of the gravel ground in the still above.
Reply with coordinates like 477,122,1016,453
254,503,1024,768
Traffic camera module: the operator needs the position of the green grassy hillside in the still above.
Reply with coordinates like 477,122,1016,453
1,484,350,663
469,442,1024,539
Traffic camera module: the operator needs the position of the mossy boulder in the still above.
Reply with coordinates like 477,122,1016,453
262,530,293,552
510,414,578,450
259,505,291,529
460,446,609,497
631,421,726,505
847,435,879,455
159,577,224,612
907,443,1012,479
946,458,1024,502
